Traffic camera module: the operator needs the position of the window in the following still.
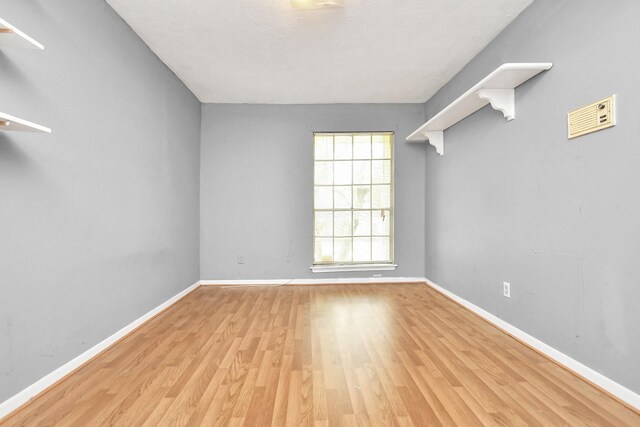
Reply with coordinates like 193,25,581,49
313,132,394,268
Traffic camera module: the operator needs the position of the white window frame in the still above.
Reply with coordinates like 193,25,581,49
311,132,396,273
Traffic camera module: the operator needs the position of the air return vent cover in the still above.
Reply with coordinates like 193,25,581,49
568,95,616,139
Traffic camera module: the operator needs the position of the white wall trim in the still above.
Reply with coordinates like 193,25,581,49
200,279,293,286
200,277,423,286
0,281,201,421
310,264,398,273
424,278,640,412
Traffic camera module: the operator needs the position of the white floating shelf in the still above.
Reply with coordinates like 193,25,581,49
0,112,51,133
407,63,552,155
0,17,44,49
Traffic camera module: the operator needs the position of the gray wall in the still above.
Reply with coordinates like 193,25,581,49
424,0,640,393
0,0,201,401
200,104,425,280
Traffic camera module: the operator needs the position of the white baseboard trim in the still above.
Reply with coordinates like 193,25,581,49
0,281,201,421
200,277,426,286
200,279,292,286
424,278,640,412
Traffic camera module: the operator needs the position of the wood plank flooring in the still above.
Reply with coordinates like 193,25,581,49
2,284,639,426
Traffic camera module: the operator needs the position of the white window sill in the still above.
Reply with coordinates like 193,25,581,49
310,264,398,273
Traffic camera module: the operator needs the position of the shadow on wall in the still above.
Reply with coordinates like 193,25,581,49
0,51,33,84
0,134,33,171
0,131,50,187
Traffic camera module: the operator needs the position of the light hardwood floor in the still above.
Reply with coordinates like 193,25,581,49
2,284,639,426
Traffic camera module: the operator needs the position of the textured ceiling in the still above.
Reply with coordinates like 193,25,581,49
106,0,533,103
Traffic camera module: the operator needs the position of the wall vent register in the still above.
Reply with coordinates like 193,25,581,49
568,95,616,139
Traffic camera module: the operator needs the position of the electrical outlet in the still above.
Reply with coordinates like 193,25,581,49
237,255,244,264
503,282,511,298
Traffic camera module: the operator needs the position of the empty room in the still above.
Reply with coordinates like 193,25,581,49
1,0,639,425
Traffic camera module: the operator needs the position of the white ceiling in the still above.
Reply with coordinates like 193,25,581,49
106,0,533,104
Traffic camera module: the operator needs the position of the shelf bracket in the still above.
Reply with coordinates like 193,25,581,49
477,88,515,121
425,131,444,156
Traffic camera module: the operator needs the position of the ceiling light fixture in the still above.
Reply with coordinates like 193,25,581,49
291,0,344,10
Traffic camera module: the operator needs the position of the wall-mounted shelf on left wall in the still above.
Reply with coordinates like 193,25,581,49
0,17,44,49
0,112,51,133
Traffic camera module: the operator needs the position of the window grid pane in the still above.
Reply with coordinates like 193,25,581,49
313,133,393,265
